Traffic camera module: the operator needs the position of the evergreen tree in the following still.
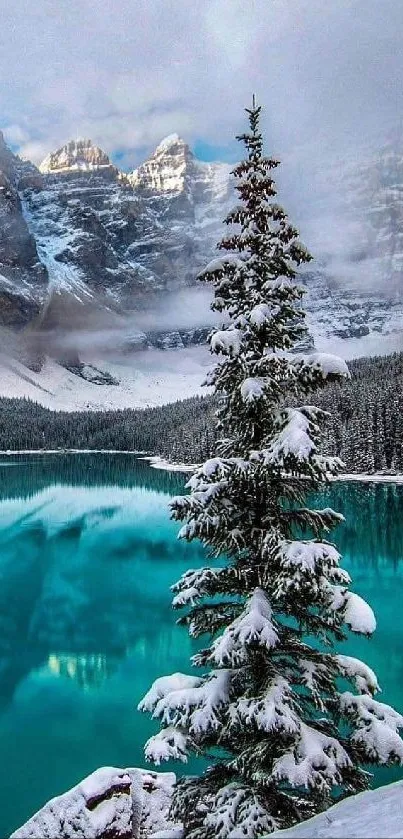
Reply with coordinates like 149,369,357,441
138,103,403,838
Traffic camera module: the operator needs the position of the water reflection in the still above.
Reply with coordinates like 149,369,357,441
47,653,117,691
0,478,203,704
318,482,403,566
0,453,184,501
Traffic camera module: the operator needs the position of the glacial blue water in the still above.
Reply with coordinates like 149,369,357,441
0,453,402,836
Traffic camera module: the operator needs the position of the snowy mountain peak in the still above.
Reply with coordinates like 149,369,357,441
154,133,188,156
128,133,193,193
39,138,116,175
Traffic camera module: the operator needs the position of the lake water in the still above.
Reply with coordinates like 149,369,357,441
0,454,402,836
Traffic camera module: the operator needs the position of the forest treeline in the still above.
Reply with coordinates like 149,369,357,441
1,350,403,472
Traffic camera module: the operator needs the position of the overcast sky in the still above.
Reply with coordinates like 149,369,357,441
1,0,402,172
1,0,403,277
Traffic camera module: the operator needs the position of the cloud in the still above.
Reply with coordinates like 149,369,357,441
1,0,402,169
1,0,402,290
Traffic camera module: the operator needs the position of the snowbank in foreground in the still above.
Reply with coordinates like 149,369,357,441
271,780,403,838
10,768,403,839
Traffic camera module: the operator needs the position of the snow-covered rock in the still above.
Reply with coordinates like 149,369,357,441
11,767,176,839
128,134,232,202
39,139,118,176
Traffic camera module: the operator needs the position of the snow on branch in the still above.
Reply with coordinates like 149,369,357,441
340,692,403,764
171,567,228,608
249,302,272,327
142,670,232,736
293,351,350,379
198,254,245,278
210,588,279,666
326,585,376,635
277,540,343,575
191,456,249,483
138,673,203,714
240,376,266,403
204,783,278,838
272,722,352,791
298,659,331,704
335,655,379,695
144,726,190,765
262,408,317,465
229,676,300,735
210,328,243,357
273,540,350,597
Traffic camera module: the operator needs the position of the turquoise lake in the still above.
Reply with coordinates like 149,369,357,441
0,453,402,836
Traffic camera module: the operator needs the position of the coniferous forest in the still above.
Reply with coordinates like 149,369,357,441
1,350,403,473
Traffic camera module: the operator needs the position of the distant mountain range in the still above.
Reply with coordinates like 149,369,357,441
0,128,403,407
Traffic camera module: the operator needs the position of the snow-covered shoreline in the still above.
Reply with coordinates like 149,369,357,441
148,459,403,482
140,455,197,472
1,450,403,483
335,473,403,484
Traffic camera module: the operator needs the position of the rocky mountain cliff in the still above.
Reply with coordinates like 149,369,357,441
17,136,233,347
0,129,403,385
39,138,118,176
0,132,47,328
355,136,403,296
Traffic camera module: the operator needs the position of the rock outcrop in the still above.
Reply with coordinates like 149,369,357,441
11,767,177,839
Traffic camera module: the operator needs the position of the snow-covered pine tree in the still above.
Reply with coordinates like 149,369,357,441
138,103,403,838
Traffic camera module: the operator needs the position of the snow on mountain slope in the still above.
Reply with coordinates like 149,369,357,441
1,328,403,413
129,134,193,193
19,160,154,309
128,133,232,202
0,346,211,411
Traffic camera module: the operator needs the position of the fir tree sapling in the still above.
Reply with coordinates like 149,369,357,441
138,103,403,837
